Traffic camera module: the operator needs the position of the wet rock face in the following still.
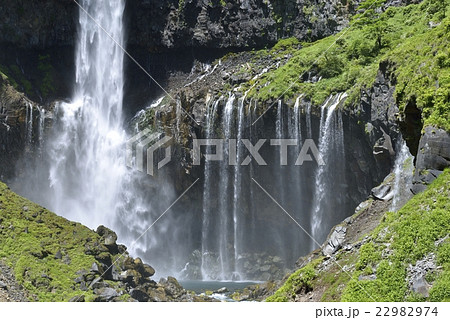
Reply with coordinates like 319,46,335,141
0,78,31,180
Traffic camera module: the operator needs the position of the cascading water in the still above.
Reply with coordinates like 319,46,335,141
201,98,220,280
311,93,347,247
47,0,126,228
286,96,304,255
391,137,413,212
217,95,235,279
16,0,185,278
25,103,33,146
38,108,46,149
195,92,355,279
232,96,245,280
306,103,312,139
9,0,376,282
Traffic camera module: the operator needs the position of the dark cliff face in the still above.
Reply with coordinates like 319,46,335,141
126,0,360,51
0,0,77,49
0,0,360,113
0,76,43,180
0,0,358,51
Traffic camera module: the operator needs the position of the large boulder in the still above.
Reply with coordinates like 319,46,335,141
412,126,450,194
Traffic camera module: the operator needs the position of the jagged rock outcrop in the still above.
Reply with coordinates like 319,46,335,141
127,0,362,50
0,0,359,50
0,76,41,180
412,126,450,194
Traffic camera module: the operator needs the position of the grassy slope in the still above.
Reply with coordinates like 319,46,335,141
0,181,102,301
245,0,450,131
267,169,450,302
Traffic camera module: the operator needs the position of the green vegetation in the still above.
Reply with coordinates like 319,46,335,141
0,181,101,301
246,0,450,131
0,54,55,100
37,54,55,98
343,168,450,301
266,169,450,302
266,263,317,302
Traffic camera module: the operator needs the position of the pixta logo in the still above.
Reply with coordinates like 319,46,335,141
127,131,324,176
126,129,172,176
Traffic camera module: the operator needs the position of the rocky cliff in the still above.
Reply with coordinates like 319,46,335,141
0,0,358,50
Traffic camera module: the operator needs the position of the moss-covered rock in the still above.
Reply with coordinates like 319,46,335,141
0,180,199,302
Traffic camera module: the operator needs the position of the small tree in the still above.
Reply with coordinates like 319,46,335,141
365,18,394,51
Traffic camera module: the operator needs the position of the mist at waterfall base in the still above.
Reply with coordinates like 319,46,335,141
12,0,364,281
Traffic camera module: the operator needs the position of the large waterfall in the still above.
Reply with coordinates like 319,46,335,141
14,0,186,279
197,93,350,280
13,1,361,282
47,0,126,227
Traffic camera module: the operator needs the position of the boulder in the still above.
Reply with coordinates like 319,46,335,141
54,250,62,260
93,287,119,302
412,126,450,194
214,287,228,294
91,262,102,274
322,226,347,256
74,275,84,284
411,276,430,297
371,184,393,201
160,276,184,299
96,225,118,248
147,287,167,302
129,288,149,302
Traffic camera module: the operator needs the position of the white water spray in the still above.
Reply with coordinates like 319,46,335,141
47,0,126,228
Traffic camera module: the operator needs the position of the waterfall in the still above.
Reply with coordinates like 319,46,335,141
25,103,33,145
47,0,126,227
275,100,286,205
232,95,245,280
38,108,45,148
306,103,312,139
200,94,248,280
391,137,413,211
311,93,347,247
218,94,235,279
10,0,370,281
201,98,220,279
287,96,304,254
